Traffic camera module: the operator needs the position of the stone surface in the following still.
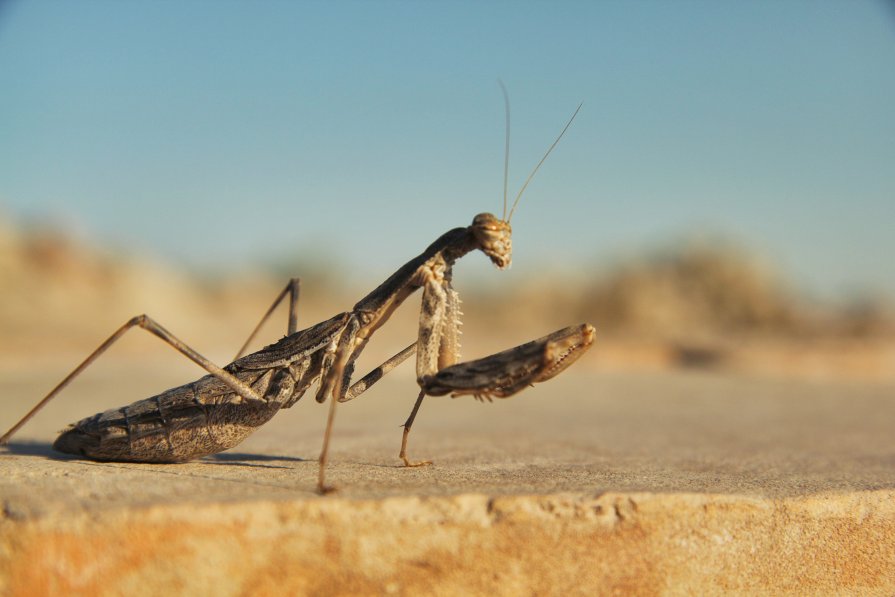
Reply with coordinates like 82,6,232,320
1,359,894,595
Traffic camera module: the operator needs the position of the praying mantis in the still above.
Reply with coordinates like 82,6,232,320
0,98,595,494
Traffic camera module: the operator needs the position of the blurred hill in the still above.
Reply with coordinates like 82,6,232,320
0,214,287,358
578,241,895,341
1,213,892,379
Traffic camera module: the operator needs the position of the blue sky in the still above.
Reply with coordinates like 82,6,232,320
1,0,893,298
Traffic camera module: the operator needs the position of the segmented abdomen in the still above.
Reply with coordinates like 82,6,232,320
53,371,283,463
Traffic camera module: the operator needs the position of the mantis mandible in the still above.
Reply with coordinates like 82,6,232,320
1,98,595,494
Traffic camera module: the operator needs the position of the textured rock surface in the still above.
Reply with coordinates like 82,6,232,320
2,364,894,595
4,491,895,596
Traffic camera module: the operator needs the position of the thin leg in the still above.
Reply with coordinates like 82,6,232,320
315,317,360,494
342,342,417,402
0,314,262,446
233,278,301,360
399,390,432,467
317,388,339,494
314,340,417,494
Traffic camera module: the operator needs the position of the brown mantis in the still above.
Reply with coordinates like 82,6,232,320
0,100,595,494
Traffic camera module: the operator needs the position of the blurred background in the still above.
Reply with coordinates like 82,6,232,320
1,1,893,380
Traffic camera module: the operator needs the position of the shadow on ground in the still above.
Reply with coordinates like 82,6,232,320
3,441,75,460
3,441,307,469
204,452,307,464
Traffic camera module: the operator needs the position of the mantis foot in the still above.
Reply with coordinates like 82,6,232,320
317,484,338,495
401,456,433,468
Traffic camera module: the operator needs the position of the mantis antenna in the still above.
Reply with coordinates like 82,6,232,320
499,80,511,221
507,102,583,223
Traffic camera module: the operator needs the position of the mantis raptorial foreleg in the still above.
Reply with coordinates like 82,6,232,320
439,282,463,370
416,272,450,381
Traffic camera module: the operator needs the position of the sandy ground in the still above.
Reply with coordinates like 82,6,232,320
3,357,895,595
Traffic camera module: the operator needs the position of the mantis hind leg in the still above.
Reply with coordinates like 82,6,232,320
0,314,263,447
233,277,301,360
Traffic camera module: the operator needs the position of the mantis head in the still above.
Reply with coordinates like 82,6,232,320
471,212,512,269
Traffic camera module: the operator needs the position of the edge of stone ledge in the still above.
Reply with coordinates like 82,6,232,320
2,490,895,596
